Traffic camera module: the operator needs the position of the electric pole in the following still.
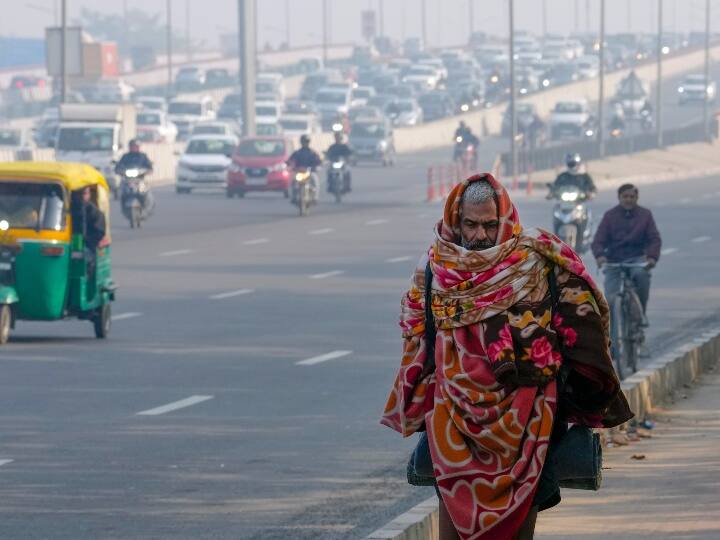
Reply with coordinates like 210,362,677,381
422,0,428,49
379,0,385,37
704,0,712,140
322,0,328,64
166,0,173,99
542,0,547,41
60,0,67,103
657,0,664,148
238,0,256,137
186,0,191,61
598,0,606,157
469,0,474,39
285,0,290,48
510,0,517,186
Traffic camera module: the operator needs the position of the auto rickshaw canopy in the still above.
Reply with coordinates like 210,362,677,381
0,162,109,192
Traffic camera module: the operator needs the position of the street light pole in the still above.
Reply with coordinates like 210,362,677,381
422,0,427,49
598,0,606,157
510,0,517,186
322,0,328,64
703,0,711,140
186,0,191,61
166,0,173,99
379,0,385,37
285,0,290,48
60,0,67,103
542,0,547,41
238,0,256,137
469,0,474,38
656,0,664,148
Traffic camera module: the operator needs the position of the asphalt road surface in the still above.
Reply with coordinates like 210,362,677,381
1,143,719,539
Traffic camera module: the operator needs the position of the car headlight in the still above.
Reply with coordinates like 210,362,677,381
708,86,715,95
461,104,470,112
542,79,550,87
678,87,685,93
377,140,388,150
585,129,594,137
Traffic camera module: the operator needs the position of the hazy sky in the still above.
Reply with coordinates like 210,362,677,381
3,0,716,49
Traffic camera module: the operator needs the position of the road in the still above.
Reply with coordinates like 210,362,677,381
0,143,719,539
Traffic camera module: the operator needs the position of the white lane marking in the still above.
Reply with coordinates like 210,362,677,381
112,312,143,321
365,219,389,226
692,236,711,243
386,256,413,263
309,227,334,235
296,350,352,366
159,249,193,257
209,288,255,300
243,238,270,246
661,248,678,255
309,270,344,280
136,395,214,416
0,460,14,467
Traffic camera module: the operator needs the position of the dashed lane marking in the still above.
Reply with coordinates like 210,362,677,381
159,249,193,257
296,350,353,366
0,460,14,467
309,228,335,235
209,289,255,300
136,395,214,416
243,238,270,246
111,312,143,321
691,236,711,243
309,270,344,280
365,219,389,226
386,256,413,263
661,248,679,255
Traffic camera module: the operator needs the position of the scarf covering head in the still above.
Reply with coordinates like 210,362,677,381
382,174,632,540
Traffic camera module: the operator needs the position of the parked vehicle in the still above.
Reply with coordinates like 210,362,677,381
55,103,137,198
226,137,293,198
167,96,216,140
348,119,395,166
175,135,238,194
136,110,177,143
0,163,116,344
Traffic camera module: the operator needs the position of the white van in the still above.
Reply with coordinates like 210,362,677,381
167,95,216,140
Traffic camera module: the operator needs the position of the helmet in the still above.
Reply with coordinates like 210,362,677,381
566,153,582,172
300,134,310,146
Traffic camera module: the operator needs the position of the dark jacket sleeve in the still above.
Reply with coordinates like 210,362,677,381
591,211,611,260
644,210,662,261
142,153,153,170
85,204,106,250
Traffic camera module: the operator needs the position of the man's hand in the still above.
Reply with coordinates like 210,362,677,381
596,256,608,268
646,257,657,269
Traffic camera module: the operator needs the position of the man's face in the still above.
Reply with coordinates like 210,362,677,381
459,199,499,251
82,188,91,203
619,189,638,210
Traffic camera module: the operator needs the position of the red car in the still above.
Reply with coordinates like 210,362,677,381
226,137,294,198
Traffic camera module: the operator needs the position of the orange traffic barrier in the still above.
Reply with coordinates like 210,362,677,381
526,164,534,196
439,165,448,198
426,166,437,202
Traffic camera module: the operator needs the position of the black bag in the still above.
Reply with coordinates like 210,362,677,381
406,262,437,486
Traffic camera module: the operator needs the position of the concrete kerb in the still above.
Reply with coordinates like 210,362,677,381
368,329,720,540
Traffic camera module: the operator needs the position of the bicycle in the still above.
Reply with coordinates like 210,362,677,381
601,262,649,380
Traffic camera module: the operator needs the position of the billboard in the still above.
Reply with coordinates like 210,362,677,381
45,27,83,77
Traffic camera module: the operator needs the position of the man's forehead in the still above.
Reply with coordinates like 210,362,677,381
460,199,498,220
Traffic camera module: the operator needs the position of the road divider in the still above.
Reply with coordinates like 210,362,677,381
296,350,352,366
136,395,214,416
209,289,255,300
309,270,344,280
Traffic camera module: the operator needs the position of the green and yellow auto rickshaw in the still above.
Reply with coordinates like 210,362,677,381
0,162,116,344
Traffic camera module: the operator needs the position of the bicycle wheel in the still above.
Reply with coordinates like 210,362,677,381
621,295,638,376
626,290,644,373
610,297,626,380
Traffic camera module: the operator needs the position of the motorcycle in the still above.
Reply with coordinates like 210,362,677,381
118,167,154,229
326,158,349,204
453,136,478,171
291,167,318,216
547,184,593,253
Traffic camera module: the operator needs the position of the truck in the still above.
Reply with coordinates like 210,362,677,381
55,103,137,197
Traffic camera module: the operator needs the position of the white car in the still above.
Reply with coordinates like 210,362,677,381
168,96,216,140
351,86,376,107
255,101,283,124
136,110,178,143
191,121,239,138
392,99,423,127
404,65,440,90
575,56,599,80
279,114,320,138
549,99,594,140
678,74,717,105
176,134,238,194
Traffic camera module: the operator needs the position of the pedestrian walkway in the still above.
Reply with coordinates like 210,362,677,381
536,369,720,540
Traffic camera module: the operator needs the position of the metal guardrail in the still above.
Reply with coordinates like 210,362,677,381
501,118,719,174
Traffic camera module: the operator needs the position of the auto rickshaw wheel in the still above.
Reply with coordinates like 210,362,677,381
0,305,10,345
94,304,111,339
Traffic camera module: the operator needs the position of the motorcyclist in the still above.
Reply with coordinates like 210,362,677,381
453,121,479,163
551,153,597,197
115,139,154,174
609,103,626,134
287,134,322,199
325,131,353,193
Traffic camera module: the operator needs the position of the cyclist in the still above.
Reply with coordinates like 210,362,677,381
591,183,662,329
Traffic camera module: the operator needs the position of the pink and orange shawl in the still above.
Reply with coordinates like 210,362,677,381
381,174,632,540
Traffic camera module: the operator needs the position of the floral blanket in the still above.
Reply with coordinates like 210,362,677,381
381,174,632,540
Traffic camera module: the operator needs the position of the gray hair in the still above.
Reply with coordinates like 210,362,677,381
460,179,497,208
